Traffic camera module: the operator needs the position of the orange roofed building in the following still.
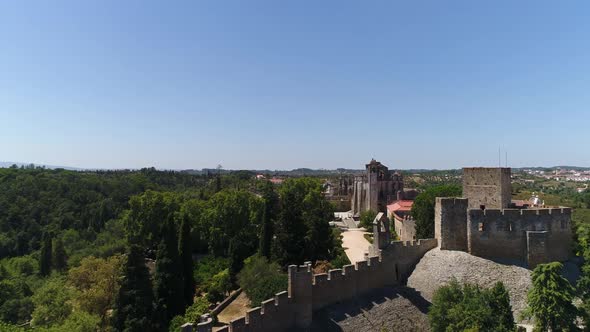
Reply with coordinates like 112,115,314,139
387,200,416,241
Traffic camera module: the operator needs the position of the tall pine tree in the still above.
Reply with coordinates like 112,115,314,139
39,232,52,276
52,237,68,271
178,217,195,308
154,221,184,329
112,245,154,332
524,262,579,331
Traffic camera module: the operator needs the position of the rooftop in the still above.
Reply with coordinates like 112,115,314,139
387,200,414,214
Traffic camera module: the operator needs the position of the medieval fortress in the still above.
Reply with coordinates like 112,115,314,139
183,165,573,332
436,167,572,268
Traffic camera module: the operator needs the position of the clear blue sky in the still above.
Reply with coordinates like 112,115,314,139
1,1,589,170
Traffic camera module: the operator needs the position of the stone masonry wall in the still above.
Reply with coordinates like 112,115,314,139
435,197,468,251
196,239,438,332
463,168,511,209
468,207,572,265
434,197,572,268
527,231,549,268
393,216,416,242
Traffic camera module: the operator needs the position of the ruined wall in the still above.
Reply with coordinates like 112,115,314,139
204,239,438,332
468,208,572,265
435,197,468,251
463,168,511,209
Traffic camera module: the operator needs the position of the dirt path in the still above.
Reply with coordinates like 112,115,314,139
216,292,251,325
341,228,371,263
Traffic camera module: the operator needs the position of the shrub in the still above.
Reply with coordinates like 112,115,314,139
31,277,73,327
194,256,229,289
359,210,377,229
205,269,231,303
237,255,288,305
168,297,210,332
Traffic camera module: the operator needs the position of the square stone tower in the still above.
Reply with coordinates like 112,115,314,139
462,167,511,210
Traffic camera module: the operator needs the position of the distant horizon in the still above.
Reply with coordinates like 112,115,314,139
2,160,589,173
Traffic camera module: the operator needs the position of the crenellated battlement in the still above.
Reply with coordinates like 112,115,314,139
189,235,438,332
435,193,573,269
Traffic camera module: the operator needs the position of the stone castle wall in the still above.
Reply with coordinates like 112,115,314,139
468,207,572,264
435,197,468,251
435,197,572,268
393,215,416,242
187,239,438,332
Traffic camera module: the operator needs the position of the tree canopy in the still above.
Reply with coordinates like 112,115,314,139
428,279,515,332
523,262,579,331
359,209,377,230
412,184,462,239
0,167,348,330
273,178,335,266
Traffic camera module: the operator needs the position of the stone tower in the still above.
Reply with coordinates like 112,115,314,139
351,160,405,215
367,160,381,212
462,167,511,210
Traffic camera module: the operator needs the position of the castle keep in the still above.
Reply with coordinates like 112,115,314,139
435,167,572,268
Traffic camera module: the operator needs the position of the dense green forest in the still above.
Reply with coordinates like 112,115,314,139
0,166,348,331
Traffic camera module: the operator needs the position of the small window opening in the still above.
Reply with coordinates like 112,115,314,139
478,222,485,231
480,205,486,210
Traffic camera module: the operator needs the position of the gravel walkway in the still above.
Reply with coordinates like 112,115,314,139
341,228,371,263
407,248,532,321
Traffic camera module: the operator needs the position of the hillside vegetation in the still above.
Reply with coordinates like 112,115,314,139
0,166,348,331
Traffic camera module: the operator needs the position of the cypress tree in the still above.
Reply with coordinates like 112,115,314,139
39,232,52,276
259,205,272,259
487,282,515,331
178,217,195,307
228,236,247,285
52,237,68,271
154,221,184,329
112,245,154,332
259,181,278,259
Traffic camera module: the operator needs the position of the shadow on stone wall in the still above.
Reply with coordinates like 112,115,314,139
309,286,431,332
